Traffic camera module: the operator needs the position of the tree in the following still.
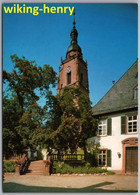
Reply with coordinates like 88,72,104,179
3,94,23,158
37,86,98,154
86,140,100,166
3,54,57,158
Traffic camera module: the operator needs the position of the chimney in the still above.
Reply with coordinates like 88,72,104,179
112,81,115,86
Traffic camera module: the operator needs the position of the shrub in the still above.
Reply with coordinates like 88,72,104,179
3,161,16,172
106,171,115,175
85,162,90,167
51,161,115,175
65,160,86,167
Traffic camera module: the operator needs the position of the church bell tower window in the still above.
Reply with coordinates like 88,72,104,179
67,67,71,85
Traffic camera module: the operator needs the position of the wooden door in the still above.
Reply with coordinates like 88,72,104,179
126,147,138,173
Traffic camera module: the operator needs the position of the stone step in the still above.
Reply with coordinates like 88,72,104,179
28,167,44,170
27,168,44,171
25,160,45,175
29,166,44,168
26,171,44,173
28,161,44,165
25,173,44,175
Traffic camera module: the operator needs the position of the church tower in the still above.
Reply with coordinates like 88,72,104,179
57,12,89,96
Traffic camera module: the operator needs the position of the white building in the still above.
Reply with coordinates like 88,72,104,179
89,60,138,173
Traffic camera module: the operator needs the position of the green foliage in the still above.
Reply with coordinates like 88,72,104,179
106,171,115,175
37,150,44,160
86,141,100,166
63,160,86,167
3,161,16,172
38,86,98,153
3,54,97,158
3,95,23,158
52,161,115,174
3,55,57,158
86,141,100,154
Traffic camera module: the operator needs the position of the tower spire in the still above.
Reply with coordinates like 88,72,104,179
66,10,82,56
70,9,78,45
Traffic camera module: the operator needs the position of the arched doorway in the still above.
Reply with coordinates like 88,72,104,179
122,137,138,173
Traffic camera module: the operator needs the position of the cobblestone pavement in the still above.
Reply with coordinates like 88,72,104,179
3,173,138,192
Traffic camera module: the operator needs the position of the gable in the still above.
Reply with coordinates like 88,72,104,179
92,60,138,115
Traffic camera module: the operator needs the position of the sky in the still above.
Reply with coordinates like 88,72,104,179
3,3,138,106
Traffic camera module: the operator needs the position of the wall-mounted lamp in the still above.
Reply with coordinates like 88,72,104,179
117,152,121,158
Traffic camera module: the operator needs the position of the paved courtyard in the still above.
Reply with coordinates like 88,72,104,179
3,173,138,192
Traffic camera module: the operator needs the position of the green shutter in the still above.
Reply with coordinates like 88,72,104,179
107,118,112,135
107,150,111,167
121,116,126,134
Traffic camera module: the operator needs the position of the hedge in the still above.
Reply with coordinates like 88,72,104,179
3,161,16,172
52,161,115,175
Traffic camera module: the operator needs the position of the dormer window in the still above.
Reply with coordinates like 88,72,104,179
134,85,138,99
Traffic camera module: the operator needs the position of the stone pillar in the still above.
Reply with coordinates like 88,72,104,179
43,160,51,176
14,165,20,175
44,164,50,176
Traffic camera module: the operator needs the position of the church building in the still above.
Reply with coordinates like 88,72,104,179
57,13,89,96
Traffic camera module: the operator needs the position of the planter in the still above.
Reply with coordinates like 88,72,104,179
44,165,50,176
43,160,51,176
14,165,21,175
43,160,50,165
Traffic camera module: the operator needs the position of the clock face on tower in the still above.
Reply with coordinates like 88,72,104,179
67,66,71,73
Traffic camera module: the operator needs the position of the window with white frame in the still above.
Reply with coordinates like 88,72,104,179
98,150,106,166
127,115,138,133
98,120,107,136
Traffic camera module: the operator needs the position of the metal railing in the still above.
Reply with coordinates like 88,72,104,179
50,154,84,161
